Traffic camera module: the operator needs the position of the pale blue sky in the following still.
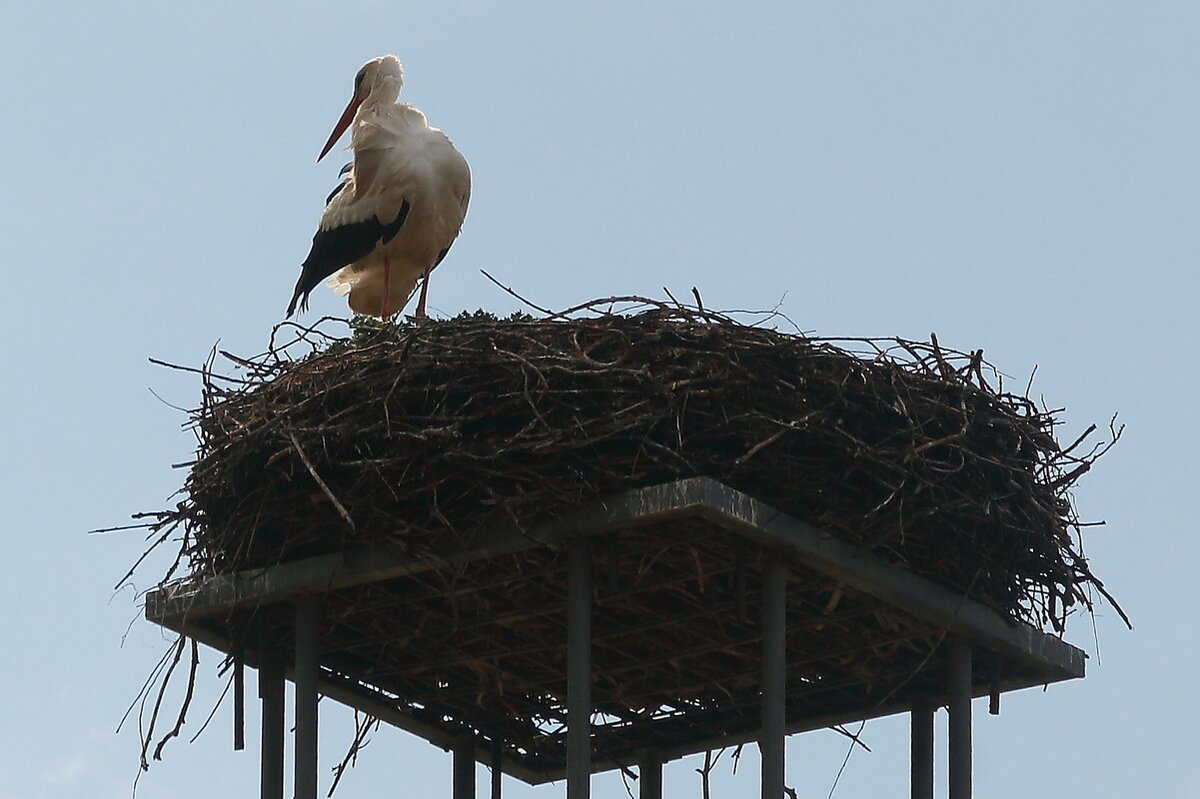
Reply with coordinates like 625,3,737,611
2,3,1196,797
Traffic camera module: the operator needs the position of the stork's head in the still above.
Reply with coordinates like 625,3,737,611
318,55,405,162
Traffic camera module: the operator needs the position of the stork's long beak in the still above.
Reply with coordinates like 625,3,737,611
318,96,362,162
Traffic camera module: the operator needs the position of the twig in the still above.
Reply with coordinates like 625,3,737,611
328,711,379,795
480,269,555,316
288,431,356,532
152,638,200,761
148,357,252,385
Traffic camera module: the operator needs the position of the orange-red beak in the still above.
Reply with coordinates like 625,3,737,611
318,95,362,162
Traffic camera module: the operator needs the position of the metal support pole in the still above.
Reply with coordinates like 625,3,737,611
490,742,503,799
948,641,972,799
453,737,476,799
910,697,934,799
233,646,245,751
294,596,321,799
258,648,285,799
638,752,663,799
567,537,593,799
988,654,1002,716
761,558,787,799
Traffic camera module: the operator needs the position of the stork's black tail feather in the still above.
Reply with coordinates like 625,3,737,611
284,200,410,317
285,280,310,318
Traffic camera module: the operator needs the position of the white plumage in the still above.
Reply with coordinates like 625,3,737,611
287,55,470,318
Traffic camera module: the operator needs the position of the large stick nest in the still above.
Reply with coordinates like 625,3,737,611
157,299,1120,633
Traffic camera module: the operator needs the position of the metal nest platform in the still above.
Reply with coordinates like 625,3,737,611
146,477,1084,795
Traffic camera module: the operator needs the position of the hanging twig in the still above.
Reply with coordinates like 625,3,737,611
328,711,380,796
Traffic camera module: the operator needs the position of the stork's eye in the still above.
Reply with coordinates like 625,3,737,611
355,71,366,89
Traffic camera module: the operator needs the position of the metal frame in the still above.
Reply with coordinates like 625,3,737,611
909,697,934,799
566,537,592,799
258,643,284,799
760,559,787,799
638,753,662,799
145,477,1086,792
294,597,320,799
948,642,973,799
453,737,476,799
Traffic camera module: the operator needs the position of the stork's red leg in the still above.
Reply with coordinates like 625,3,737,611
415,269,430,319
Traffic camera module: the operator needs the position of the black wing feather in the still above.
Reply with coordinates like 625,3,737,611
286,200,410,317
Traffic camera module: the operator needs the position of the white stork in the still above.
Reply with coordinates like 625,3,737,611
286,55,471,319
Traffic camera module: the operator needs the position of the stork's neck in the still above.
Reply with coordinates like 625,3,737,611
358,102,429,131
364,75,402,109
351,101,429,151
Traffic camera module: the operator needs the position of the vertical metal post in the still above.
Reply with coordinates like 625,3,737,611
948,641,972,799
988,655,1002,716
233,646,245,751
567,537,593,799
294,596,321,799
638,752,663,799
910,697,934,799
760,559,787,799
258,648,285,799
490,742,503,799
453,737,476,799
